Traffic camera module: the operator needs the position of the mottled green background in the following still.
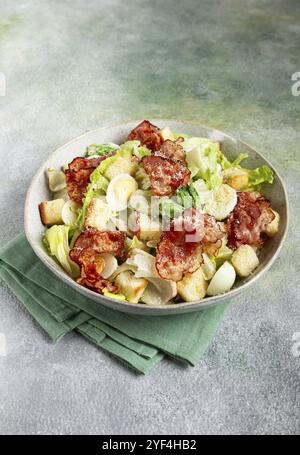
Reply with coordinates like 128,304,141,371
0,0,299,435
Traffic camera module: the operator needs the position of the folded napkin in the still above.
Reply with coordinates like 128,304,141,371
0,234,230,374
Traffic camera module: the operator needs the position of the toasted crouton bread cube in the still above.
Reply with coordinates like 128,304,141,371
84,198,112,230
114,271,148,303
264,210,280,237
177,268,208,302
231,245,259,277
222,168,249,190
138,213,162,242
104,157,138,181
39,199,65,226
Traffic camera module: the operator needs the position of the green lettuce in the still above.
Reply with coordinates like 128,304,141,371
119,140,151,159
247,165,274,188
76,147,133,228
76,174,109,229
135,166,151,190
91,154,120,180
214,246,233,268
159,197,183,218
188,183,201,208
43,225,80,277
192,179,212,204
103,288,127,301
218,151,248,170
183,137,222,189
86,143,118,157
177,186,192,208
177,183,201,209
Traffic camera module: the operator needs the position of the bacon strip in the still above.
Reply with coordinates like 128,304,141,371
142,155,190,196
227,192,275,249
65,156,106,205
156,210,225,281
70,228,126,294
76,248,117,294
202,214,224,255
154,138,186,162
70,228,126,263
127,120,164,151
155,209,204,281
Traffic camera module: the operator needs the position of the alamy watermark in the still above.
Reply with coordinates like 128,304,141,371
0,72,6,96
291,72,300,97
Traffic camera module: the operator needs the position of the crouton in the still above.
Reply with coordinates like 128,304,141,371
177,268,208,302
114,271,148,303
84,198,112,230
222,168,249,190
264,210,280,237
39,199,65,226
104,157,138,181
231,244,259,277
138,213,162,242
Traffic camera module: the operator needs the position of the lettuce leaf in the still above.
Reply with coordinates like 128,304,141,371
103,288,127,301
192,179,212,204
159,197,183,218
214,246,233,268
247,165,274,188
47,168,66,192
134,146,151,159
76,174,109,229
183,137,221,189
177,186,192,208
91,155,119,181
218,150,273,189
177,183,200,209
86,143,118,157
43,225,80,277
119,140,151,159
125,236,148,254
218,152,248,170
135,166,151,190
77,146,137,228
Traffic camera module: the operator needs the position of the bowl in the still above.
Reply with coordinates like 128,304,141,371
24,120,288,315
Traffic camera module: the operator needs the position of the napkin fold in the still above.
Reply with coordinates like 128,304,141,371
0,234,230,374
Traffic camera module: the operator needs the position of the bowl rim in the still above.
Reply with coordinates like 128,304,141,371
24,119,289,315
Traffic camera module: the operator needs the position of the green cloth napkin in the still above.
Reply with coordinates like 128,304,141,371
0,233,230,374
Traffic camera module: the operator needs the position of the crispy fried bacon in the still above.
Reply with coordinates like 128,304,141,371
156,230,204,282
65,156,106,205
202,214,224,255
154,138,186,162
142,155,190,196
227,192,275,249
76,248,117,294
156,210,225,281
70,228,126,263
70,228,126,294
127,120,164,151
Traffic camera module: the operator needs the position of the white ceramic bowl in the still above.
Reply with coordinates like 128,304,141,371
24,120,288,315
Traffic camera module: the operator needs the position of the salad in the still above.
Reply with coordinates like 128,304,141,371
39,120,280,305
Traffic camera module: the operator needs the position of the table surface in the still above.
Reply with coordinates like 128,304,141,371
0,0,299,435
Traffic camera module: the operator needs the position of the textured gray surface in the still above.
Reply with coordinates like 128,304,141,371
0,0,299,435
